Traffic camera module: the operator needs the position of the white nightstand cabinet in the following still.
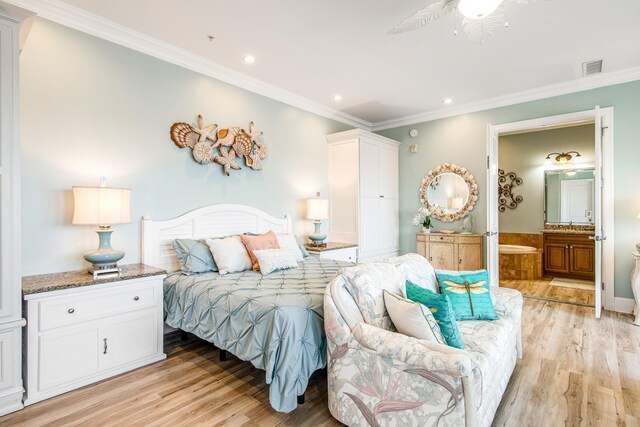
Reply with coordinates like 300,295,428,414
23,267,166,405
305,243,358,263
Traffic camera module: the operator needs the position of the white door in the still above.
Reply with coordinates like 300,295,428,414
99,310,158,369
593,106,603,318
359,141,380,198
378,145,399,199
560,179,594,223
487,125,500,286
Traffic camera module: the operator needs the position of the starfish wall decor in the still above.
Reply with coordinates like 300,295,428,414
170,115,268,176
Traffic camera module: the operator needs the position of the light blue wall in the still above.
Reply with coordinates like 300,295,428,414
378,80,640,299
20,19,349,275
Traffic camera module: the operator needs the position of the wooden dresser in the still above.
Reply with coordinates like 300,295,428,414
416,233,484,271
543,232,595,280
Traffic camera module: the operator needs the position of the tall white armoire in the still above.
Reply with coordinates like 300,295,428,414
326,129,400,262
0,2,31,415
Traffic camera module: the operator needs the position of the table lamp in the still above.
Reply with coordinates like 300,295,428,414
306,196,329,246
72,186,131,278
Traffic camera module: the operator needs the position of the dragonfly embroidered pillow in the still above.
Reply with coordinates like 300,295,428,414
435,270,499,321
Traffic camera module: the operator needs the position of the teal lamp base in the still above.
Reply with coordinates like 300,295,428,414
83,228,125,279
308,221,327,246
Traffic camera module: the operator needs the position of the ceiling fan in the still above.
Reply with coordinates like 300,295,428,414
388,0,540,44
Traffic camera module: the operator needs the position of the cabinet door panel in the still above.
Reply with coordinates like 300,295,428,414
378,146,398,199
570,244,595,275
359,198,380,255
544,244,569,273
379,198,399,252
359,141,379,198
39,328,99,391
459,244,482,271
99,311,158,369
429,243,455,270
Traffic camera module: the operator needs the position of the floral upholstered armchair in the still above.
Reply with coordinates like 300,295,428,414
324,254,523,427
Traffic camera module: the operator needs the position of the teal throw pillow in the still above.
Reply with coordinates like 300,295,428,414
172,238,217,274
436,270,498,321
405,280,464,349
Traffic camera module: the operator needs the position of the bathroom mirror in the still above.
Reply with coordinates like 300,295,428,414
544,168,595,224
419,163,478,222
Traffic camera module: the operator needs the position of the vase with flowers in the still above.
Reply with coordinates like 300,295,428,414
413,206,433,233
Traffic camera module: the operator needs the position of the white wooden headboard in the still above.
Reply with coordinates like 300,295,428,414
141,204,292,271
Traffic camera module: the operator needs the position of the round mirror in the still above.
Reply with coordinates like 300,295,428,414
419,163,478,222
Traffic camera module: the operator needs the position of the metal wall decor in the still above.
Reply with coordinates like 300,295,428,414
498,169,523,211
170,114,267,176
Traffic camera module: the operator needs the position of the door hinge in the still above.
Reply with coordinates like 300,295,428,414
487,156,490,170
601,125,608,137
601,282,605,291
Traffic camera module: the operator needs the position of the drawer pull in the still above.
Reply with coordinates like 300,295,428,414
68,308,75,314
103,338,108,354
134,296,140,301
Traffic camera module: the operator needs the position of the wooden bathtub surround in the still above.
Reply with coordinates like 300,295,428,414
543,232,595,280
498,232,543,280
416,232,483,271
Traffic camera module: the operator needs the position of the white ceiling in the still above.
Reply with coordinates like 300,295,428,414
46,0,640,124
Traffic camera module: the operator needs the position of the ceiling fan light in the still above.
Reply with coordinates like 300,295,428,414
457,0,504,20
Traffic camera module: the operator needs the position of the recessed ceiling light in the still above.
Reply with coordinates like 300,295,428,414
333,94,342,101
243,55,255,63
443,98,453,104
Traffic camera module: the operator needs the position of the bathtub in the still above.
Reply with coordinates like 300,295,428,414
499,244,542,280
499,244,538,254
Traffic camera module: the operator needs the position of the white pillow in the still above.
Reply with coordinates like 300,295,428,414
253,249,298,275
386,253,439,295
276,234,304,262
206,236,252,275
383,290,446,345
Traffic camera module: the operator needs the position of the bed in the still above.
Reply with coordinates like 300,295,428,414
141,204,351,413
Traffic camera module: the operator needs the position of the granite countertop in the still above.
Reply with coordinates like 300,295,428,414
22,264,167,296
304,242,358,252
542,229,595,235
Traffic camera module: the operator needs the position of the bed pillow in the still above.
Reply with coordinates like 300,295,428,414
383,291,446,345
172,238,217,274
405,280,464,349
436,269,499,321
276,234,305,261
253,249,298,275
240,231,281,271
206,236,252,275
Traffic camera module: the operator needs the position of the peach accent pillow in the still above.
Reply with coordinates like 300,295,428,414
240,231,281,271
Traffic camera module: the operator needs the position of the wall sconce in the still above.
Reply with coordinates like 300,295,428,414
544,151,581,165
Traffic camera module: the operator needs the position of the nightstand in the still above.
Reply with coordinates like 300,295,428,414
304,242,358,263
22,264,166,405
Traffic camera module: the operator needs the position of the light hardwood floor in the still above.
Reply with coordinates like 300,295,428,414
2,300,638,426
501,278,595,306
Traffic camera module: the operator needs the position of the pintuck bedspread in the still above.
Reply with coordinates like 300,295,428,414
163,256,351,413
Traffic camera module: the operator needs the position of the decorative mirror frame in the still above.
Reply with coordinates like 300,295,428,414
419,163,479,222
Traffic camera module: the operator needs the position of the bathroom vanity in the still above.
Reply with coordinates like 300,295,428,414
543,231,595,280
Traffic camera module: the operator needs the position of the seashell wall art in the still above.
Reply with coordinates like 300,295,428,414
169,115,267,176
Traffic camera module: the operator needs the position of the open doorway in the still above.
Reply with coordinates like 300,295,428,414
496,123,596,306
486,108,614,318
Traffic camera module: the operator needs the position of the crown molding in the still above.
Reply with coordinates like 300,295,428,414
6,0,373,130
372,66,640,131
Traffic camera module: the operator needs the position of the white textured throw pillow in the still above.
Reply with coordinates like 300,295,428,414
383,290,446,345
276,234,304,262
253,249,298,275
386,253,439,295
206,236,252,275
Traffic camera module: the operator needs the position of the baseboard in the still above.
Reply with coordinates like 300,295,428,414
614,297,635,314
0,388,24,416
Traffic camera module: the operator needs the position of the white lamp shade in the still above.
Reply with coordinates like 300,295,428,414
72,186,131,225
306,198,329,220
458,0,503,19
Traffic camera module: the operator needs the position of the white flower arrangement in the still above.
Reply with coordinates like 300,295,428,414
413,205,434,228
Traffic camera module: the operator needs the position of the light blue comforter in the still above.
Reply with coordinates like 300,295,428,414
163,257,349,412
